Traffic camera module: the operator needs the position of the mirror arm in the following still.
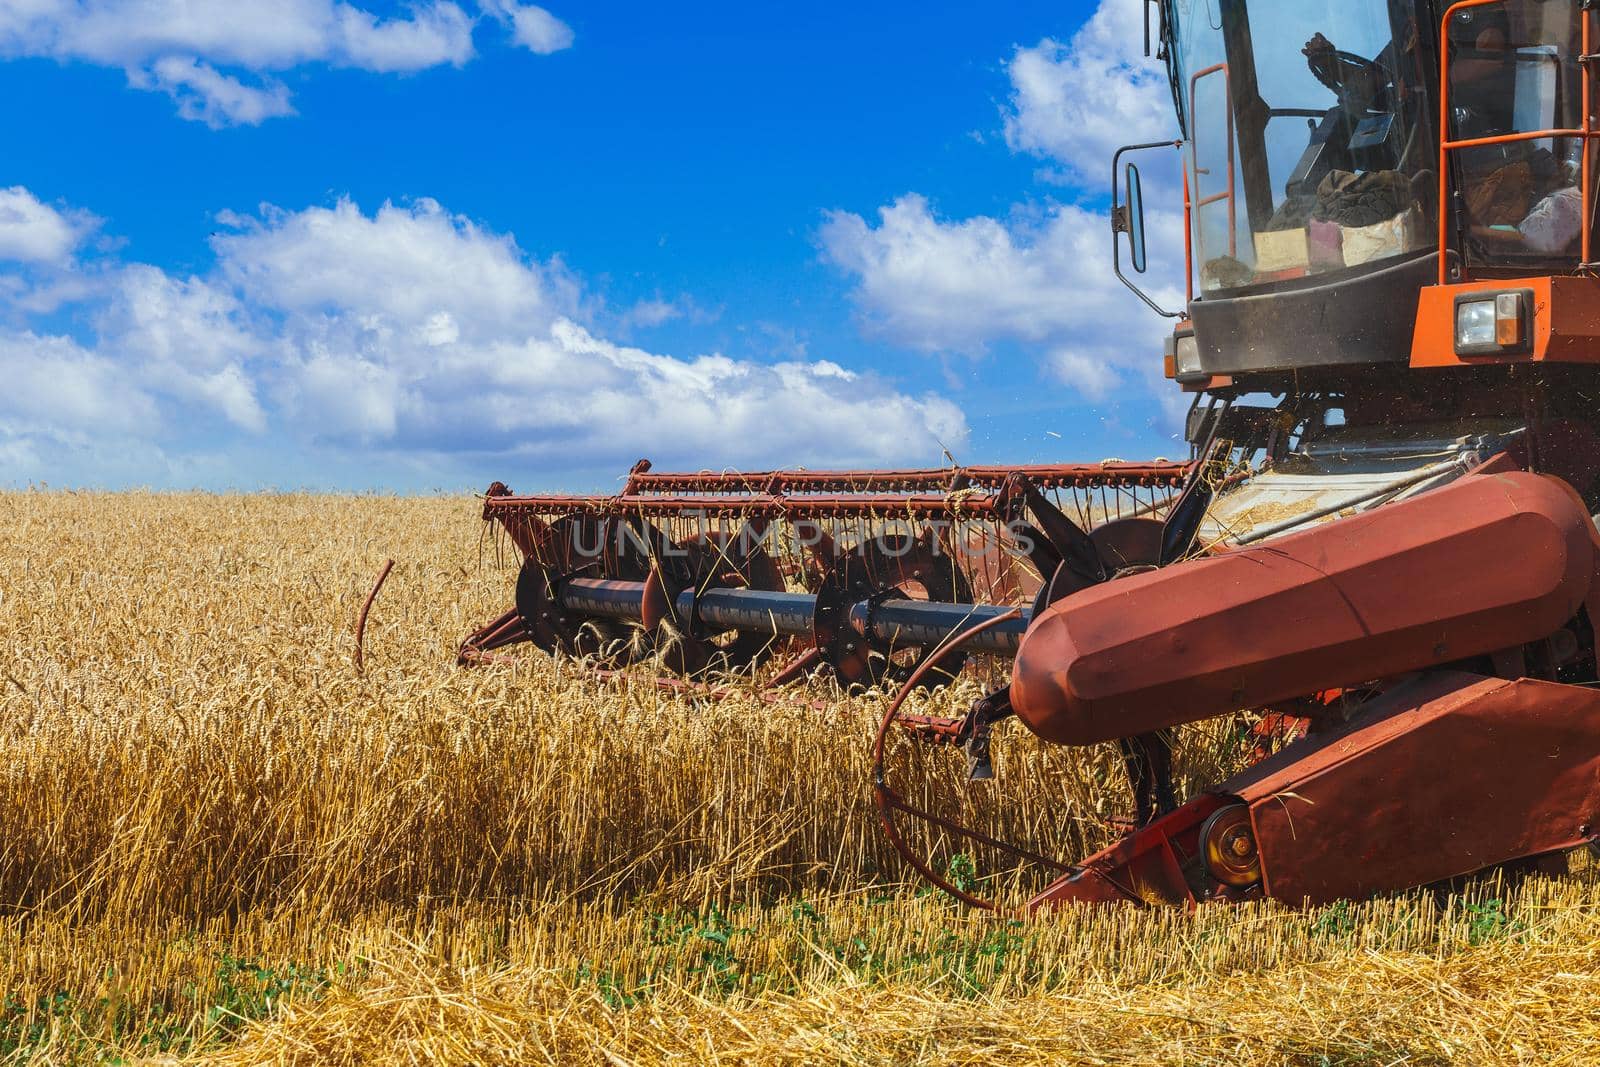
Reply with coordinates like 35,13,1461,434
1111,139,1185,320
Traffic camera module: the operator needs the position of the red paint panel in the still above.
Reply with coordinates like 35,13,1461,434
1029,793,1234,910
1029,673,1600,909
1237,673,1600,905
1012,472,1599,745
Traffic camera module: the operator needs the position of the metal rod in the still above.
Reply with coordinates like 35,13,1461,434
687,587,816,639
560,578,647,620
624,461,1192,494
850,600,1033,655
354,558,394,675
1232,457,1470,546
559,575,1031,655
482,461,1194,521
494,493,1012,520
1585,1,1594,267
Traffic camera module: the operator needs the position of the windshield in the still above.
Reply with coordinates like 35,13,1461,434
1443,1,1586,268
1167,0,1435,295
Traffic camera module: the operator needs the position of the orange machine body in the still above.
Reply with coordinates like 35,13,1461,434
1411,275,1600,368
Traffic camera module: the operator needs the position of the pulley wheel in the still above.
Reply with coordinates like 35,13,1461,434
525,513,663,663
1031,516,1166,619
1200,803,1262,888
813,528,974,692
642,527,787,678
513,559,590,656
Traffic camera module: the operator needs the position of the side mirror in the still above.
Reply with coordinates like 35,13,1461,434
1125,163,1148,274
1111,139,1181,319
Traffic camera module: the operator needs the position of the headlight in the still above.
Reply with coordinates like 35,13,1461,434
1455,298,1497,350
1454,290,1531,356
1174,332,1202,378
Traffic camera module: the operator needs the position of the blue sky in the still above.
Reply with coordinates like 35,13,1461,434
0,0,1188,491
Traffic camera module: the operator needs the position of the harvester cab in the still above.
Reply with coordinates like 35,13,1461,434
1145,0,1600,392
463,0,1600,911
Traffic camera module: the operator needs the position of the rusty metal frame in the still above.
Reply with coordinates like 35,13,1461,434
619,461,1193,494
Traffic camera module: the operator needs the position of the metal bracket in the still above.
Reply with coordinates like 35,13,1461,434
1000,474,1107,587
1159,439,1226,565
962,686,1015,782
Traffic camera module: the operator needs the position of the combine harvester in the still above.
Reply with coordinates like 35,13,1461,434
465,0,1600,908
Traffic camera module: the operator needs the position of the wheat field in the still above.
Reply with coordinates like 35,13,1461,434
1,491,1598,1065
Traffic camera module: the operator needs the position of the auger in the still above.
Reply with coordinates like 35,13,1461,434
466,0,1600,908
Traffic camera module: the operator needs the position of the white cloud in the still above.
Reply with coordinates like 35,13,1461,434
205,198,966,469
213,198,571,342
620,297,682,331
294,350,402,440
821,0,1187,415
0,0,477,70
822,194,1099,351
1,0,337,69
0,331,159,437
481,1,573,55
0,1,564,126
1001,3,1176,183
95,265,267,431
0,189,967,486
335,2,476,72
419,310,461,346
821,192,1183,357
135,56,295,127
478,322,967,470
1047,349,1121,400
0,186,98,265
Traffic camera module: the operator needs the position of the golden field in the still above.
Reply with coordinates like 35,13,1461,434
1,491,1598,1065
